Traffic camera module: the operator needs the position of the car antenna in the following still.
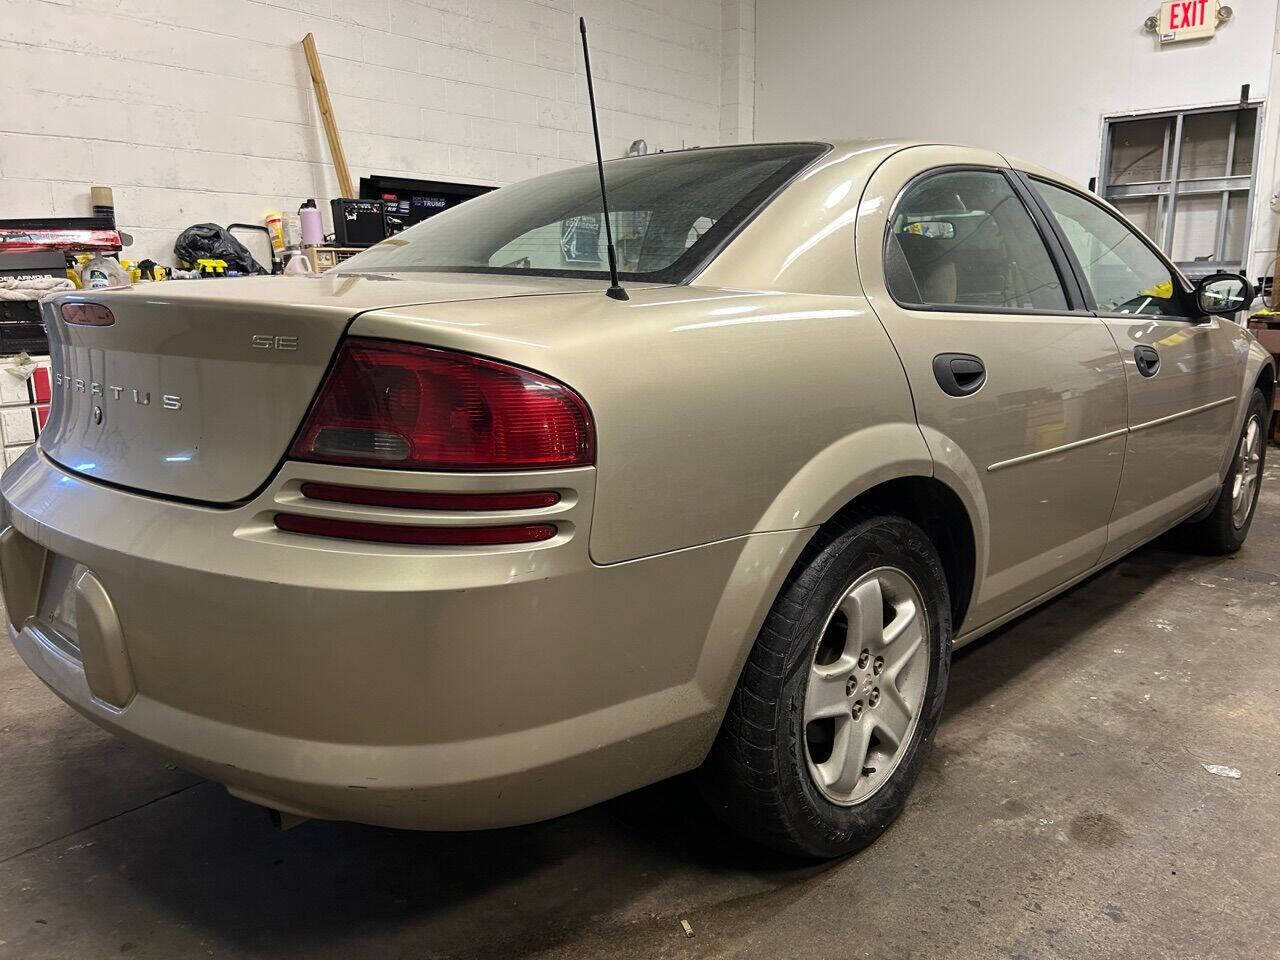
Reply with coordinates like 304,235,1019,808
578,17,628,302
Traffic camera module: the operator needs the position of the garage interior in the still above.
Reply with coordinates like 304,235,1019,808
3,0,1280,957
4,492,1279,958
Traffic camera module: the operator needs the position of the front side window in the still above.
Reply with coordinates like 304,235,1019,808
335,143,826,284
1033,180,1191,318
885,169,1068,311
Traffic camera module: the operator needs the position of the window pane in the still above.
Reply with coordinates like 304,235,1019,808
1178,111,1233,180
337,143,825,283
1035,180,1190,318
1111,197,1159,241
1232,109,1256,176
1108,117,1167,185
886,170,1067,311
1170,193,1223,263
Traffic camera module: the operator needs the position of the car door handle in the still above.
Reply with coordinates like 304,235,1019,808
1134,345,1160,378
933,353,986,397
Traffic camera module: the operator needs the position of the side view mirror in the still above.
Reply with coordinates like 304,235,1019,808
1195,272,1254,317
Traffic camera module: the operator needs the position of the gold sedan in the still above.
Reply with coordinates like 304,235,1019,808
2,141,1273,858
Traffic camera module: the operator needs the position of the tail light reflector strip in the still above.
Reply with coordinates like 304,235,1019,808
274,513,556,546
299,482,560,511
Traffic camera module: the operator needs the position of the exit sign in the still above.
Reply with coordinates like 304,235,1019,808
1158,0,1220,43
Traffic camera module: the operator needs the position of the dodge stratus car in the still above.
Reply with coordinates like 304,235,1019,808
2,141,1272,858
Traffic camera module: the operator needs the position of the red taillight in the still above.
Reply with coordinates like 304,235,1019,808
60,302,115,326
299,482,560,511
274,513,556,546
290,339,594,471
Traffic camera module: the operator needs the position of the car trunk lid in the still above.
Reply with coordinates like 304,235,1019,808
38,273,615,503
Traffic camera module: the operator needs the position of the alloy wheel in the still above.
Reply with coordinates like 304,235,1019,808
1232,415,1263,529
803,566,930,806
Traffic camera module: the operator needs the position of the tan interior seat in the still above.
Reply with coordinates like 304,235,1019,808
895,232,958,304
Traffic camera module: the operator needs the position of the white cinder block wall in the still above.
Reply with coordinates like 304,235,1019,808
752,0,1280,282
0,0,756,266
719,0,754,143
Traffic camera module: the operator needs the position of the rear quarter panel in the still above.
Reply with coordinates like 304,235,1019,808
352,287,927,564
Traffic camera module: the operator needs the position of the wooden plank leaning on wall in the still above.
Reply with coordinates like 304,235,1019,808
301,32,356,200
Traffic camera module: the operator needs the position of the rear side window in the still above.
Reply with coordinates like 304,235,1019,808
886,169,1068,311
1031,179,1192,319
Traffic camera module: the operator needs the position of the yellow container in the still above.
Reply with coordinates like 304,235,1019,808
265,211,285,252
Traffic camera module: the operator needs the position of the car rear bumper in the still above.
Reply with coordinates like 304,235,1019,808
7,615,719,829
1,449,807,829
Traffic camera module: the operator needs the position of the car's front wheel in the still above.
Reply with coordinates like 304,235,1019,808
1180,387,1269,555
700,513,951,859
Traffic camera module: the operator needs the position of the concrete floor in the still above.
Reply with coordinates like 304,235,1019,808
2,465,1278,960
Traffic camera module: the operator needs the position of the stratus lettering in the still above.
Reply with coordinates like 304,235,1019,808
54,372,181,411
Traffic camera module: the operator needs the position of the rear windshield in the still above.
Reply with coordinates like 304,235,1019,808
336,143,827,284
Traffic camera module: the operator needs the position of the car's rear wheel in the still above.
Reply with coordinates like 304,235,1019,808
1181,388,1269,555
700,513,951,859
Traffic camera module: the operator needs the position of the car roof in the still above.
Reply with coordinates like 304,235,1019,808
702,139,1088,195
620,138,904,162
693,139,1095,296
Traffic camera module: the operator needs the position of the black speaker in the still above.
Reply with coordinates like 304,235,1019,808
330,199,386,248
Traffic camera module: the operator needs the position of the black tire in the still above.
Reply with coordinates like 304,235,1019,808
699,513,951,859
1180,388,1269,555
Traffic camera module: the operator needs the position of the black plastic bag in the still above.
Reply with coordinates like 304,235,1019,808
173,223,268,275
